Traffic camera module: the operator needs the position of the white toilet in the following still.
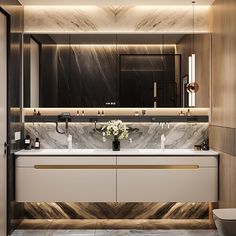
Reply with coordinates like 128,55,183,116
213,209,236,236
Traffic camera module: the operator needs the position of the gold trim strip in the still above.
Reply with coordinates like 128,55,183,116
34,165,199,170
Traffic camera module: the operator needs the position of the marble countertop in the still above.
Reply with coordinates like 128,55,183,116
15,149,219,156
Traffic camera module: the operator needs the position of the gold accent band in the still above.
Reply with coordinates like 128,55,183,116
34,165,199,170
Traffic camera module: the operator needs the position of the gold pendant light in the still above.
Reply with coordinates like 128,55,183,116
187,0,199,107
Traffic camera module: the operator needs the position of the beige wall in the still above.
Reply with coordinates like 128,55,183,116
176,34,211,108
210,0,236,208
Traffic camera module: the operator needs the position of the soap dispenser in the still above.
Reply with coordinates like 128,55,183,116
24,135,31,150
34,138,40,149
201,140,209,150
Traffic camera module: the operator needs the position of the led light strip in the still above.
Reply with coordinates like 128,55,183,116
188,54,196,107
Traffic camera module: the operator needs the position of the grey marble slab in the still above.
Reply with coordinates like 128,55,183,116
24,6,209,33
25,123,208,149
24,123,208,150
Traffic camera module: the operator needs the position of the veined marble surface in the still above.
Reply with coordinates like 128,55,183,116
24,202,209,220
24,6,210,33
24,123,208,150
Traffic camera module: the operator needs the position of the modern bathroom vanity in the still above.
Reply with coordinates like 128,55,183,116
15,149,219,203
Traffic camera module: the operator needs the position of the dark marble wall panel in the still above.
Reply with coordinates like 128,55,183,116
57,45,70,106
71,45,118,107
0,0,24,234
39,43,177,107
24,202,209,220
40,45,59,107
23,35,31,107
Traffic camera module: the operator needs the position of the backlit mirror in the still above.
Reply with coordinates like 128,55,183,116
23,33,211,108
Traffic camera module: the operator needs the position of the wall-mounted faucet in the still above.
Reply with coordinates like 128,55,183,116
161,134,166,151
67,134,73,150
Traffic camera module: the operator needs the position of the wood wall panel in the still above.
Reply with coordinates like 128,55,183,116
211,0,236,127
211,0,236,209
219,152,236,208
194,34,211,108
176,34,211,108
209,125,235,156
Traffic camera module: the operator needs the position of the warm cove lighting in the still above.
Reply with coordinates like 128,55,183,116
23,108,209,116
43,44,177,47
188,56,192,107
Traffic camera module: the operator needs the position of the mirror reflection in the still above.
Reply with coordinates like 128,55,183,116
23,33,211,108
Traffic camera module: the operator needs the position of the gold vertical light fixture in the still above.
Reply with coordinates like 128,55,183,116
187,0,199,107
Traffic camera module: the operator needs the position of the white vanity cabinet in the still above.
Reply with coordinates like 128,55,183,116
116,156,218,202
16,156,116,202
15,149,219,203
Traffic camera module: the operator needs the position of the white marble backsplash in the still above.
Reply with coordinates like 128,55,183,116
24,6,210,33
24,123,208,149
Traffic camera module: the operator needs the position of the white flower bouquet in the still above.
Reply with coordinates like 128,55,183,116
102,120,129,140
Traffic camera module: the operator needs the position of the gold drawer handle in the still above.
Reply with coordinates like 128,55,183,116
34,165,199,170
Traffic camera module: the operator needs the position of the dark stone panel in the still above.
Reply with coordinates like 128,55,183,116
29,34,180,108
40,42,118,107
39,43,178,108
23,35,30,107
40,44,59,107
57,44,71,107
0,1,24,234
71,45,118,107
119,54,179,107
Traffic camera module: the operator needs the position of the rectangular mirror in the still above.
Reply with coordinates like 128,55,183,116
23,33,211,108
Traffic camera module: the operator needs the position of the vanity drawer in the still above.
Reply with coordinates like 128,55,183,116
117,155,218,202
117,168,218,202
16,156,116,202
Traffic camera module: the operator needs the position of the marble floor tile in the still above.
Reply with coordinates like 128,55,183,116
11,229,95,236
11,230,218,236
185,230,218,236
